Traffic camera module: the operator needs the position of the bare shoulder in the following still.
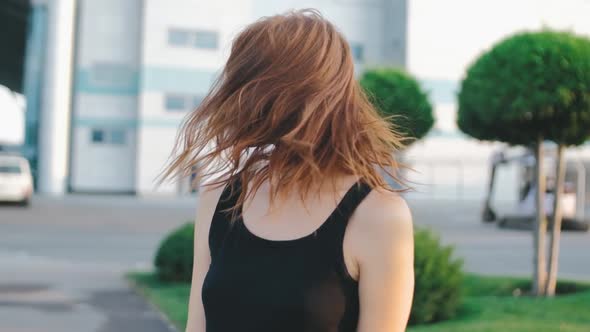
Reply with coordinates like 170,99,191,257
198,178,227,206
351,187,413,238
346,187,414,268
351,188,415,332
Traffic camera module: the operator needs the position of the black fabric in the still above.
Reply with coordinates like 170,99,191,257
202,178,373,332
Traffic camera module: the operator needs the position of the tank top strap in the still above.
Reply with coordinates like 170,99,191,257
331,180,373,224
317,180,373,280
209,178,242,259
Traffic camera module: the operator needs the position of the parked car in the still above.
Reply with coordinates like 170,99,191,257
0,154,33,206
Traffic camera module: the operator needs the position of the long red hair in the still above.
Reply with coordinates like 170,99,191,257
161,9,405,214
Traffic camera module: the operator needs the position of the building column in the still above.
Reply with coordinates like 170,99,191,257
37,0,76,195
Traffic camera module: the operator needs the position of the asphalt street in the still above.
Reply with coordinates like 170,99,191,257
0,194,588,332
0,195,191,332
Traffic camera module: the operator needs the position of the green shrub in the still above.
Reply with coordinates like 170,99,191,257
411,228,464,325
154,222,194,282
153,224,463,324
360,68,434,143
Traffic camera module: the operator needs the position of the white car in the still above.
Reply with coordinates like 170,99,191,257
0,155,33,205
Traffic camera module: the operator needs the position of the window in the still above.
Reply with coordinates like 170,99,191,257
350,43,364,62
194,30,219,49
164,94,205,112
91,129,105,143
165,95,187,111
168,29,191,46
90,128,126,145
167,28,219,50
0,164,21,174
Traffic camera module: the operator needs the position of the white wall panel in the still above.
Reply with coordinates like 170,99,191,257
69,0,142,192
70,127,137,192
136,126,181,195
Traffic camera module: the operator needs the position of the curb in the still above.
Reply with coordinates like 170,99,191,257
126,276,181,332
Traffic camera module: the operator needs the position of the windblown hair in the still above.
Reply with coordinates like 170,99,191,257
161,9,406,214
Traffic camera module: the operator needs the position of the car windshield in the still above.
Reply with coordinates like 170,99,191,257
0,164,22,174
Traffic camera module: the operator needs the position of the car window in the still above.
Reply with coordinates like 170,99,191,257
0,164,22,174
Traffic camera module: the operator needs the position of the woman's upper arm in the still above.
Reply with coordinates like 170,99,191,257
185,182,225,332
355,192,414,332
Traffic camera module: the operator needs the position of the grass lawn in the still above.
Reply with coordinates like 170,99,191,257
128,273,191,329
127,273,590,332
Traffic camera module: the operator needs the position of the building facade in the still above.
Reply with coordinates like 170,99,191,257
25,0,408,195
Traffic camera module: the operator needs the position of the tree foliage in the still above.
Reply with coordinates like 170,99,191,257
458,30,590,296
361,68,434,143
458,30,590,146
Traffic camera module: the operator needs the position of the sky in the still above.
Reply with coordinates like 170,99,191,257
407,0,590,133
408,0,590,81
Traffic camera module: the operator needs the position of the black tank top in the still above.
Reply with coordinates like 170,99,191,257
201,178,373,332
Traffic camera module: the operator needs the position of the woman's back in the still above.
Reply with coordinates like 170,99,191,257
202,176,372,332
162,10,415,332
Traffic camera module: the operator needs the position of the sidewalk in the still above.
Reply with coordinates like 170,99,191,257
0,256,176,332
0,195,190,332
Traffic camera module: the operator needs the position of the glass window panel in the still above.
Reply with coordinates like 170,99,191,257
168,29,191,46
165,94,187,111
91,129,104,143
194,30,219,49
0,164,21,174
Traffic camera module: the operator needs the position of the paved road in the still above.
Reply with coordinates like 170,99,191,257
0,195,192,332
409,198,590,281
0,194,588,332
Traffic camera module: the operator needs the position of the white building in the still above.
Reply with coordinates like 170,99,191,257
23,0,590,200
25,0,407,195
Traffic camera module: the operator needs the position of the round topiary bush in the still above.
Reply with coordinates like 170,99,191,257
410,228,464,325
154,222,194,282
360,68,434,144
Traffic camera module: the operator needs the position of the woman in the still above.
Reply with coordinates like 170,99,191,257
163,9,414,332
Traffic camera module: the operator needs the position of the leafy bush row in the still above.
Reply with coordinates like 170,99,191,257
154,223,463,325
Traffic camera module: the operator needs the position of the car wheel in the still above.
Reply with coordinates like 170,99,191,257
19,197,30,207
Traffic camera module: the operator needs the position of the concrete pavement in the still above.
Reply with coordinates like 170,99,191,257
0,195,192,332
